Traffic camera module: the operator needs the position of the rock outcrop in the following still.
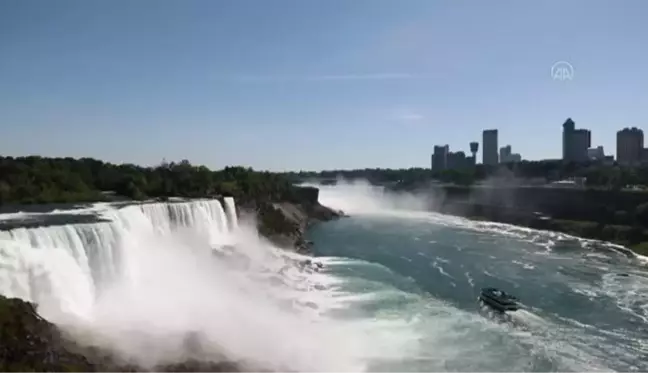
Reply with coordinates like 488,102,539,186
0,185,341,371
0,294,258,372
235,186,343,253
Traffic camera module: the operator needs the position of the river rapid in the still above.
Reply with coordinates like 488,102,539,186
306,182,648,371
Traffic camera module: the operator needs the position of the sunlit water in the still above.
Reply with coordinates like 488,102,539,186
0,184,647,372
306,182,648,371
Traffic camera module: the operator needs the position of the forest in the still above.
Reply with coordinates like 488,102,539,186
283,159,648,190
4,155,648,207
0,156,298,206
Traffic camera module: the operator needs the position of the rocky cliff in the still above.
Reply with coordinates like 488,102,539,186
240,186,344,253
0,186,340,371
0,295,253,372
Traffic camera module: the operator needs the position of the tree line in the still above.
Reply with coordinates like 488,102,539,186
0,156,299,206
284,160,648,190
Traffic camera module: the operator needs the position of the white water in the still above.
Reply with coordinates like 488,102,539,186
309,182,648,371
0,198,421,371
303,180,429,215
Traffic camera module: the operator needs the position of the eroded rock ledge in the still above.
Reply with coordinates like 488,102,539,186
0,186,342,371
240,186,344,253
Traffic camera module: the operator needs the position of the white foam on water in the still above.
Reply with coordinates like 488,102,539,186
310,181,648,371
0,198,436,372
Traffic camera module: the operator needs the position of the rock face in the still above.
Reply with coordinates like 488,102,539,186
0,295,124,371
253,200,341,253
234,186,343,253
0,295,255,372
427,184,648,226
0,186,341,371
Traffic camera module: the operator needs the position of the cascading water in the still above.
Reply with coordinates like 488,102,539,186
224,197,239,232
0,198,417,372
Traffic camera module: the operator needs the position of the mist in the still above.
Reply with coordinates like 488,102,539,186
301,179,431,215
0,200,422,372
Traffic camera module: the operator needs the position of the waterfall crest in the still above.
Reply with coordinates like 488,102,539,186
0,199,236,320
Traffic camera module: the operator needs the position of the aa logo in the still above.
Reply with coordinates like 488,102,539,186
551,61,574,81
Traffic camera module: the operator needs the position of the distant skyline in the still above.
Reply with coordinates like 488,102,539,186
1,0,647,171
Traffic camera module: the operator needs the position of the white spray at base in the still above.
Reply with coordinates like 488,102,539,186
302,179,430,215
309,180,647,371
0,197,419,371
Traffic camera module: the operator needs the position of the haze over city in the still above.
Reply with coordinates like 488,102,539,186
1,0,647,171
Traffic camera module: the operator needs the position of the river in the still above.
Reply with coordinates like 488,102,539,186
306,182,648,371
0,185,647,371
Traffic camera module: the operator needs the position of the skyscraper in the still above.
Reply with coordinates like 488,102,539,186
499,145,512,162
499,145,522,163
562,118,591,163
482,130,498,165
617,127,644,165
432,145,449,171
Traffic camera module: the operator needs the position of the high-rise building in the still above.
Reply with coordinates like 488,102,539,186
562,118,591,163
447,151,467,169
562,118,575,161
499,145,511,162
431,145,449,171
616,127,644,165
499,145,522,163
482,129,498,165
587,146,605,161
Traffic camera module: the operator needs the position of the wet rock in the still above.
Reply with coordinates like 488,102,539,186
0,294,249,372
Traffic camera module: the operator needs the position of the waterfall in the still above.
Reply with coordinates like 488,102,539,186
0,197,378,372
0,199,237,321
224,197,239,232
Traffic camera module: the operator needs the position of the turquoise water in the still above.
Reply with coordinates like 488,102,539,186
307,190,648,371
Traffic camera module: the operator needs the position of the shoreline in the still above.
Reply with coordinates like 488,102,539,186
429,207,648,258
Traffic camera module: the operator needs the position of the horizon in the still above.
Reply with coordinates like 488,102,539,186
1,0,647,171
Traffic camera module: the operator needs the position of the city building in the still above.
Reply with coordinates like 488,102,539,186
469,142,479,167
499,145,522,163
431,145,449,171
562,118,591,163
587,146,606,161
616,127,644,165
447,151,467,169
482,129,498,165
431,145,475,171
499,145,511,162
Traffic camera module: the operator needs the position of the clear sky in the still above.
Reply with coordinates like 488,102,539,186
1,0,647,171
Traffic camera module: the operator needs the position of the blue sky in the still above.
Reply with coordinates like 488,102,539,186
1,0,647,171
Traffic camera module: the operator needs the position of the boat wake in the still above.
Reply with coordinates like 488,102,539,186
307,181,648,371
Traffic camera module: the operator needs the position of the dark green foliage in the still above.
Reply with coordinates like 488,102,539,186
630,242,648,256
635,203,648,226
283,160,648,190
0,156,298,206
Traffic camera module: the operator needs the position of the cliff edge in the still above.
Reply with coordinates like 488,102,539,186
240,186,344,253
0,294,258,372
